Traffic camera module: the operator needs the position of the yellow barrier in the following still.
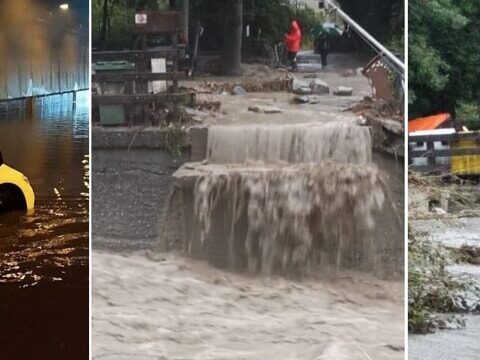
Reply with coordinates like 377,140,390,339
451,135,480,175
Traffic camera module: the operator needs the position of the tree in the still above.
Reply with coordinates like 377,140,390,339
222,0,243,75
408,0,480,128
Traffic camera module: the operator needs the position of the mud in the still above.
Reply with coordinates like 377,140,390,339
93,251,404,360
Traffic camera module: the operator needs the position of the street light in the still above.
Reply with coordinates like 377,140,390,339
59,3,69,10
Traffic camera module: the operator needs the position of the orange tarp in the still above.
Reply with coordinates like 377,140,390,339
408,113,451,133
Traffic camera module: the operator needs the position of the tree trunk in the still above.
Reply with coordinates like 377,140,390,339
182,0,189,43
222,0,243,76
99,0,109,49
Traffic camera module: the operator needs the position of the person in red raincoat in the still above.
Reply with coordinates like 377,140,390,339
284,20,302,70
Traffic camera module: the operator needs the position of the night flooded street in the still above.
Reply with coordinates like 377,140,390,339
0,91,89,359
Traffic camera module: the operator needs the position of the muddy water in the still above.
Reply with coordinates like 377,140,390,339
171,162,389,275
166,122,401,276
93,251,404,360
207,123,372,164
0,91,89,359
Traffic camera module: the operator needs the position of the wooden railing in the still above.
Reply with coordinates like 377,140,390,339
92,11,195,124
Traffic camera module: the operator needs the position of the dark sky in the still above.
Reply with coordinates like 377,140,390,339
39,0,89,26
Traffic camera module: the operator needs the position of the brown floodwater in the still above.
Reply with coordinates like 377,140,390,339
0,91,89,359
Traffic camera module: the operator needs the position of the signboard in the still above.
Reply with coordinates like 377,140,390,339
133,11,181,35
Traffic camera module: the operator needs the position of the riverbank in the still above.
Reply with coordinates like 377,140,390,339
408,172,480,358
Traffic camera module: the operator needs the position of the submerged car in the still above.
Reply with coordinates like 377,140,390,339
0,151,35,213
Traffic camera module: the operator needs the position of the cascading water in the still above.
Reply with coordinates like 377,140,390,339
164,122,396,276
206,122,372,165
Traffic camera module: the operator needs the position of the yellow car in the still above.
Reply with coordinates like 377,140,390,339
0,151,35,213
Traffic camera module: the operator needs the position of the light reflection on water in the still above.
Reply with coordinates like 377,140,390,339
0,90,89,286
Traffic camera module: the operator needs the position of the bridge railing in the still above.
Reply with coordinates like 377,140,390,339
409,132,480,175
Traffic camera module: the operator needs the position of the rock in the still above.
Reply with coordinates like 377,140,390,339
248,105,282,114
293,95,310,104
340,69,357,77
435,314,466,330
291,77,312,95
333,86,353,96
258,64,272,74
303,74,318,79
309,79,330,95
431,207,447,215
232,85,247,96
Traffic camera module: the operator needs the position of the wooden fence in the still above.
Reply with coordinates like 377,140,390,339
92,11,194,123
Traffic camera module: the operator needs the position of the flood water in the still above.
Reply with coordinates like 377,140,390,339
0,91,89,359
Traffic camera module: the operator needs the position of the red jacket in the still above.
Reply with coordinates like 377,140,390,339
285,20,302,52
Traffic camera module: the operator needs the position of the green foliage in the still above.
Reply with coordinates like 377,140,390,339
93,0,322,51
409,0,480,129
388,34,404,55
457,101,480,130
338,0,404,51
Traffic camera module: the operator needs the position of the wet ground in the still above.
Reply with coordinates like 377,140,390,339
409,315,480,360
93,149,187,251
0,91,89,359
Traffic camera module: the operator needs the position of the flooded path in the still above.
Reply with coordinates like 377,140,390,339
0,91,89,359
93,251,404,360
93,53,404,358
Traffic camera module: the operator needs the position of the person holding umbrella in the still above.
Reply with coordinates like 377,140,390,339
311,22,344,69
284,20,302,70
319,33,330,68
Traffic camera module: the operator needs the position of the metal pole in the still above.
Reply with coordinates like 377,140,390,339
325,0,404,73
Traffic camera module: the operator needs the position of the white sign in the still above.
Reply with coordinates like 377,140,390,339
135,14,147,24
150,58,167,94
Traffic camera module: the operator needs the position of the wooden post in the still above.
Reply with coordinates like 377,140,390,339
426,140,435,166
